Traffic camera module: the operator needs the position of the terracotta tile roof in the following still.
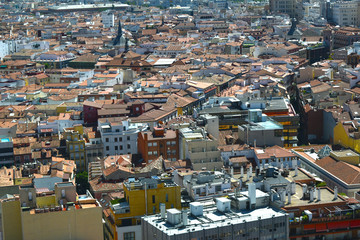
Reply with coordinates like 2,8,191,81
255,145,296,159
316,156,360,185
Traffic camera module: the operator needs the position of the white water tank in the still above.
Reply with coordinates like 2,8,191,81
190,202,203,216
216,198,231,213
167,209,181,225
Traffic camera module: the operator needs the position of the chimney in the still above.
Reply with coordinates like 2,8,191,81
280,162,284,171
281,190,286,202
288,190,291,204
317,188,321,202
230,166,234,177
334,186,338,200
160,203,166,219
291,182,296,195
239,178,242,190
241,166,244,178
294,165,298,176
249,165,253,175
302,184,307,198
182,210,188,226
248,183,256,207
246,168,250,181
310,188,314,202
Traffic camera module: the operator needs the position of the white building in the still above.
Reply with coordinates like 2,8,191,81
98,118,148,156
101,11,115,28
142,196,289,240
332,1,360,27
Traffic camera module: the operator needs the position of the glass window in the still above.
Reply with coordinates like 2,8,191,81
106,146,109,151
152,195,155,203
115,146,118,151
153,142,157,147
127,136,130,141
123,232,135,240
114,138,118,142
148,151,152,155
148,142,152,147
127,144,130,149
106,138,109,142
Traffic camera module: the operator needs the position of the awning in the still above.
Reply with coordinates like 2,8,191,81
316,223,327,232
328,221,349,230
350,219,360,228
303,224,315,231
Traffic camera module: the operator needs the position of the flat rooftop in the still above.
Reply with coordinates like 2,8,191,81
143,205,286,236
286,184,345,208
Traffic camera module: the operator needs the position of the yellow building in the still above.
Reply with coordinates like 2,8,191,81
330,149,360,165
63,125,86,171
1,182,103,240
104,178,181,240
334,121,360,154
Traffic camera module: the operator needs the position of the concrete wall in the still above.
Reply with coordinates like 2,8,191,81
21,204,103,240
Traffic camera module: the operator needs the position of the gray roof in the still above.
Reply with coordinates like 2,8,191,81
33,177,63,191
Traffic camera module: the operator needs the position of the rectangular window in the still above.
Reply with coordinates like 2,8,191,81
119,137,122,141
166,193,168,202
127,136,130,141
114,138,118,142
152,195,155,203
148,142,152,147
106,146,109,151
153,151,158,155
123,232,135,240
127,144,130,149
115,146,118,151
167,141,171,146
171,141,176,145
120,145,123,150
153,142,157,147
106,138,109,142
148,151,152,155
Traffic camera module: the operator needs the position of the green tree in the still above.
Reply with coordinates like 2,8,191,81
76,171,90,195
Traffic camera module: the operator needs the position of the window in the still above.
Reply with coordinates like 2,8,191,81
127,136,130,141
127,144,130,149
106,138,109,142
152,195,155,203
114,138,118,142
116,129,119,132
123,232,135,240
153,206,156,214
153,151,158,155
167,141,171,146
115,146,118,151
153,142,157,147
106,146,109,151
119,137,122,142
171,141,176,146
120,145,123,150
148,142,152,147
148,151,153,155
166,194,168,202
